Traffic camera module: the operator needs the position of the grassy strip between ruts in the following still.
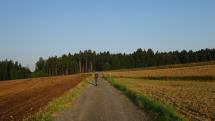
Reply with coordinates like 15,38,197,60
24,75,92,121
114,75,215,81
104,77,186,121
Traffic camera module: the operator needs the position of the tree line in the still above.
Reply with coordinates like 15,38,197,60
34,48,215,76
0,60,31,81
0,48,215,81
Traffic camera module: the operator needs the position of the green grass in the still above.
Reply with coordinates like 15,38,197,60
104,77,186,121
24,76,91,121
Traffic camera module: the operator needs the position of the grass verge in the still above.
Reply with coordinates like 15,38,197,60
24,76,92,121
104,77,186,121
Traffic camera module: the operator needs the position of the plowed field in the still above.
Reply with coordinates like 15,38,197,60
0,74,89,121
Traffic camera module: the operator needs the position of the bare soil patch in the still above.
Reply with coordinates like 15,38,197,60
0,74,89,121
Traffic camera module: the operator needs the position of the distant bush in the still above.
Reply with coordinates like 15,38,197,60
31,71,49,77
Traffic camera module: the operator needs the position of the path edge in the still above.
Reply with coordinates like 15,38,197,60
104,76,186,121
24,74,93,121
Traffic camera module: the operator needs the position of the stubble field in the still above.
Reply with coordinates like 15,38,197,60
105,63,215,121
106,64,215,78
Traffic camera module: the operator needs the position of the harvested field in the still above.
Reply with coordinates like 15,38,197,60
115,78,215,121
105,64,215,78
106,63,215,121
0,74,89,121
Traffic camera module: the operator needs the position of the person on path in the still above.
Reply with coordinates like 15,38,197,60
94,72,99,86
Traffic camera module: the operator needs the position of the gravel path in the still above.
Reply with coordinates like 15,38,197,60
55,77,150,121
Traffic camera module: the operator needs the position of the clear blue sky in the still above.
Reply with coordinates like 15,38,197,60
0,0,215,71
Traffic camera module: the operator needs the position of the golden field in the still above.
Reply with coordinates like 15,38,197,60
115,78,215,121
105,63,215,121
105,64,215,78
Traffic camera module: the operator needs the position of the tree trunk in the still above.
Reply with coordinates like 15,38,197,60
90,61,93,72
79,60,82,73
85,58,88,72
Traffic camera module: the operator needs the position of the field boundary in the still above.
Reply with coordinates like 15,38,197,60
104,77,186,121
105,61,215,72
113,75,215,81
24,75,92,121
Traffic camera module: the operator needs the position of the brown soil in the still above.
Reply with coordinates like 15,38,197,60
0,74,89,121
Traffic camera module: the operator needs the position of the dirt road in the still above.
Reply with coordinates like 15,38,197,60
55,77,150,121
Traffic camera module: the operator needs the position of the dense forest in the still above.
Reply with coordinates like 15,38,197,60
0,48,215,81
34,48,215,76
0,60,31,81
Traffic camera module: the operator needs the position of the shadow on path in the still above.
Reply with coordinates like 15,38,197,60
87,81,96,86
